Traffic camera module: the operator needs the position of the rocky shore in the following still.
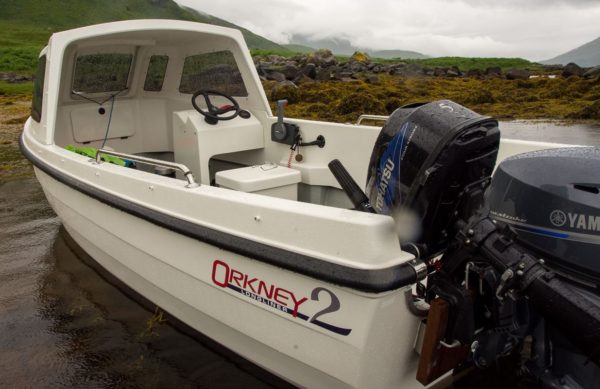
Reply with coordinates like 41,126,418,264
254,50,600,86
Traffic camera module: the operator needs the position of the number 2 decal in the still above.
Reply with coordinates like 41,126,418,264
309,287,352,336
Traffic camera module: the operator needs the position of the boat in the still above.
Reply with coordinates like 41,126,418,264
21,19,600,388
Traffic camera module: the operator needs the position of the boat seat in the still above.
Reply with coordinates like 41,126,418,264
215,163,301,200
172,110,264,184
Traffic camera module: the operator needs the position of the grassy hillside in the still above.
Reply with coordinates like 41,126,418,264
282,44,315,54
401,57,540,71
0,0,286,73
369,50,428,60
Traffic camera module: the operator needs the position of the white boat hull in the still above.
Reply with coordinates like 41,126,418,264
35,167,425,388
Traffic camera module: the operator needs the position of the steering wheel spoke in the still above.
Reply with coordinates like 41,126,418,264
191,90,241,125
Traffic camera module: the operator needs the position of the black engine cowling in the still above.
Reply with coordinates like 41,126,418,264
365,100,500,258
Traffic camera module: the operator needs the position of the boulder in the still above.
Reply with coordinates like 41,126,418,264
568,100,600,120
562,62,584,77
433,67,448,77
266,71,286,82
542,64,563,72
271,80,299,103
506,68,531,80
293,74,315,85
446,66,461,77
307,49,337,67
281,64,300,80
315,67,333,81
583,65,600,78
364,73,380,84
390,63,424,77
300,63,317,79
466,69,483,78
485,67,502,77
349,51,370,63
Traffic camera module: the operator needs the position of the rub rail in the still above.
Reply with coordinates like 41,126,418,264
95,149,199,188
355,114,389,125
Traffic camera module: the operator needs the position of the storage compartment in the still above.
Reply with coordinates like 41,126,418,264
216,163,301,200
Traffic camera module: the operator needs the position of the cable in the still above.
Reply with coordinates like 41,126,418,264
100,95,116,149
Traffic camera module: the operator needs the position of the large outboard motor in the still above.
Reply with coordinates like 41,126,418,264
488,147,600,285
365,100,500,258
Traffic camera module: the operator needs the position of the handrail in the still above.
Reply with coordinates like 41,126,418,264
355,114,390,125
95,149,199,188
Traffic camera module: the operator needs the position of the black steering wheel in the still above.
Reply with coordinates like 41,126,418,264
191,90,240,125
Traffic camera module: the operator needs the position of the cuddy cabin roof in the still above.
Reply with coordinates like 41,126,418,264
36,19,270,145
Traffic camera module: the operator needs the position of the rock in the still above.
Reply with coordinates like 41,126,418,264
293,74,315,85
270,80,299,103
506,68,531,80
447,66,461,77
300,63,317,79
364,74,380,84
542,64,563,72
371,64,390,73
583,65,600,78
390,63,424,77
350,51,370,63
466,69,482,78
315,67,333,81
562,62,584,77
568,100,600,120
0,72,32,83
281,64,300,80
433,67,447,77
346,61,369,73
335,71,354,80
308,49,337,67
485,67,502,77
266,71,286,82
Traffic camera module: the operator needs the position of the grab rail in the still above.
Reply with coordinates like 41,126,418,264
355,114,389,125
95,149,199,188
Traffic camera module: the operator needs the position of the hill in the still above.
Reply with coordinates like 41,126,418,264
289,34,429,59
0,0,286,73
282,43,315,54
542,36,600,67
369,50,428,60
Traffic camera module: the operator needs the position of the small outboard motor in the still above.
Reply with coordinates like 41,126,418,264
365,100,500,258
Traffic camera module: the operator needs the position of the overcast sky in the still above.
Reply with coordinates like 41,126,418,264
176,0,600,60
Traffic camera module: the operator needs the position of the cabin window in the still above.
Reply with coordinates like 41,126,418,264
72,53,133,94
31,55,46,122
144,55,169,92
179,51,248,96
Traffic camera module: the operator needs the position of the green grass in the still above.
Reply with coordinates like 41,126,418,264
400,57,542,71
0,81,33,96
0,0,286,75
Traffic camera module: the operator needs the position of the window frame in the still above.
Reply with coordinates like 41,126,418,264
70,46,136,97
143,54,169,92
31,54,46,123
178,50,248,97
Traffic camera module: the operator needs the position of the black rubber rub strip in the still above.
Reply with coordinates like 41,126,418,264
20,134,418,293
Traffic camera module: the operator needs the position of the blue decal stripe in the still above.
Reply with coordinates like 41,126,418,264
514,225,569,239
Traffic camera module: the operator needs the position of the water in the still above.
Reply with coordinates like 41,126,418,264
1,121,600,388
500,120,600,146
0,179,289,388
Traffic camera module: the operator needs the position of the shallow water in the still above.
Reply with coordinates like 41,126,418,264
0,178,289,388
1,121,599,388
500,120,600,146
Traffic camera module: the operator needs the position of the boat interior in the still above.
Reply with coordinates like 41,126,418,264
43,26,395,209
